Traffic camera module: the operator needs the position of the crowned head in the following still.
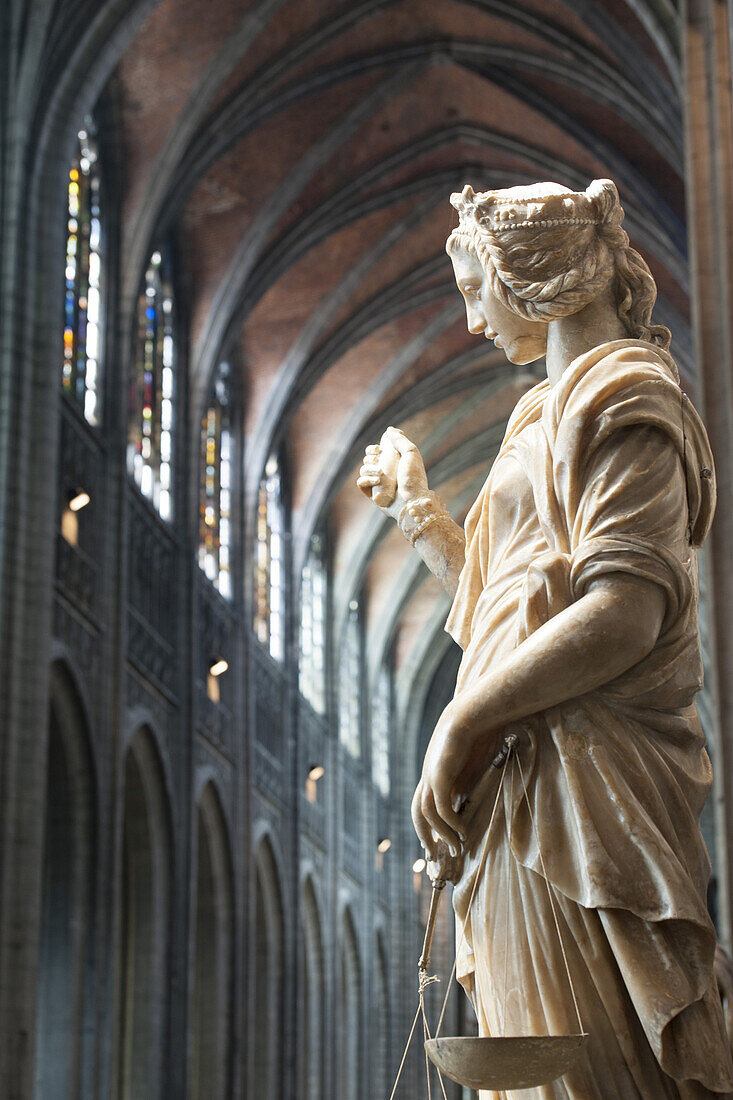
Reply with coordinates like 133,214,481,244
446,179,670,356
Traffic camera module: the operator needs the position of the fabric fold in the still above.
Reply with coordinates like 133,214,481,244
444,340,732,1097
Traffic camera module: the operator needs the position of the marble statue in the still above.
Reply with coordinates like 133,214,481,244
358,180,733,1098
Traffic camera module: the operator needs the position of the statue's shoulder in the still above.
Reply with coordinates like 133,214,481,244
551,339,682,428
504,378,551,444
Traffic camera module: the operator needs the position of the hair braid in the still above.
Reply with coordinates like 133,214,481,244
446,179,671,351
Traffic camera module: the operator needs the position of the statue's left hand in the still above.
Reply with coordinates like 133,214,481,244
411,699,492,860
426,841,465,886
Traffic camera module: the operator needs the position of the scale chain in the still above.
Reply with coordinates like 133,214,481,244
435,733,516,1039
515,752,584,1036
500,756,515,1034
386,730,584,1099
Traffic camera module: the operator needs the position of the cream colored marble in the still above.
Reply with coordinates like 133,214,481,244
358,180,733,1097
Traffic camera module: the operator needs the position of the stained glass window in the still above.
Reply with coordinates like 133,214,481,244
62,124,102,424
127,250,175,520
198,362,233,598
299,534,327,713
255,454,285,661
372,665,392,796
339,601,362,757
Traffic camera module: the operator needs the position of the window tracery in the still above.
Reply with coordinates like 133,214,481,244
62,124,102,424
371,664,392,796
127,249,175,519
255,454,285,661
339,601,362,757
198,362,233,598
299,534,327,713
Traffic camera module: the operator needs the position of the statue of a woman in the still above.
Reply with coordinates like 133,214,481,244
358,180,733,1098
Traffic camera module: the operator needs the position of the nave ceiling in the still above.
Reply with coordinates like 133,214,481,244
96,0,685,711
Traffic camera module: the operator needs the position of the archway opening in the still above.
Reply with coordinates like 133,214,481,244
190,785,233,1100
372,933,391,1100
251,837,284,1095
34,665,96,1100
118,731,171,1100
339,909,362,1099
299,878,324,1099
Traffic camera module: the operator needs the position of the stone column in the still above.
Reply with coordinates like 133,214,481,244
682,0,733,946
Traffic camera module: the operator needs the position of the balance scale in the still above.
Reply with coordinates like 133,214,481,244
389,734,588,1097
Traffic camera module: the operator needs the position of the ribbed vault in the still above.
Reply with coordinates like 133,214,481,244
107,0,687,701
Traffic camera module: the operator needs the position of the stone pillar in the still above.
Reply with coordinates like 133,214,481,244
682,0,733,946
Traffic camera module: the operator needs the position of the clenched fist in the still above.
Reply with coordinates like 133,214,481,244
357,426,429,519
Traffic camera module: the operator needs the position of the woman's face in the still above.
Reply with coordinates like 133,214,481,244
449,247,547,364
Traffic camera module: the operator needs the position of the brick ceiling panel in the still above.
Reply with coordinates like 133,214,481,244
289,301,441,510
238,197,418,438
393,572,447,671
321,61,607,188
111,0,247,243
427,378,538,465
320,203,452,339
510,0,618,55
374,313,476,408
391,387,468,445
364,523,414,634
525,75,683,201
209,0,355,111
595,0,676,71
300,0,565,74
328,386,480,581
182,70,385,340
105,0,689,681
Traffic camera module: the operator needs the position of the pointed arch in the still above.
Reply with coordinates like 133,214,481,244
299,876,325,1099
250,834,285,1096
33,661,97,1100
117,726,173,1100
372,931,391,1100
189,782,234,1100
338,907,362,1099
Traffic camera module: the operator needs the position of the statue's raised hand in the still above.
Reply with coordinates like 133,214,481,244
357,426,429,519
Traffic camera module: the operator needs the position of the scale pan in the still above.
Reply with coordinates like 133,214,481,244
424,1033,589,1091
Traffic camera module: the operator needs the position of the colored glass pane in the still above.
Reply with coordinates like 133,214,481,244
127,250,175,519
339,604,362,757
254,454,285,661
197,362,233,598
372,666,391,796
61,124,102,424
299,535,327,713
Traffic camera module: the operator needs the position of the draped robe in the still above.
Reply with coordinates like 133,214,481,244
445,340,733,1098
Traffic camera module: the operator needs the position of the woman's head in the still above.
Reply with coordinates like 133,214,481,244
449,246,549,364
446,179,670,357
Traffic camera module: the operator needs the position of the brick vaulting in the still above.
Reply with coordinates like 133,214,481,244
2,1,733,1098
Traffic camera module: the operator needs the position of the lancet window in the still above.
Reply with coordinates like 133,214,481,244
255,454,285,661
371,664,392,796
198,362,233,598
62,124,102,424
339,601,362,757
299,534,327,713
127,250,175,520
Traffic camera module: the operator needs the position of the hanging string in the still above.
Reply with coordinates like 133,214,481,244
387,1002,422,1100
515,751,584,1036
423,1013,433,1100
435,739,513,1038
680,387,694,545
500,755,515,1034
387,732,545,1098
386,963,446,1098
421,979,449,1100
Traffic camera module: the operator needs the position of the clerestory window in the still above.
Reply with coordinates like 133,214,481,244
198,362,233,598
61,123,102,424
127,249,175,519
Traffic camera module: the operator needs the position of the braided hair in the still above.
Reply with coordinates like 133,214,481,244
446,179,671,352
